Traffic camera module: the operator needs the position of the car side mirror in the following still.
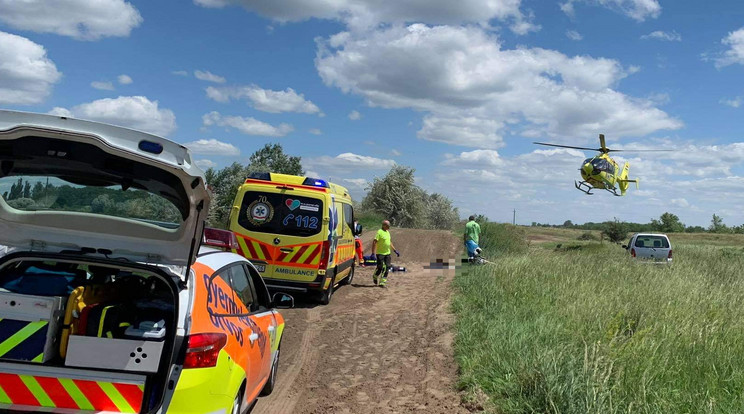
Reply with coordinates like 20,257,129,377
272,292,295,309
354,223,363,236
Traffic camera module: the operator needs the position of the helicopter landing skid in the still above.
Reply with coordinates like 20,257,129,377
574,180,594,195
605,186,621,196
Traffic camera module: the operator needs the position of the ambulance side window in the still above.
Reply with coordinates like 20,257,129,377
229,265,255,312
343,204,354,237
335,202,345,237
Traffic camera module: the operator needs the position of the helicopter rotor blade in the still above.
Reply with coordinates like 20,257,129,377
605,149,674,153
533,142,599,151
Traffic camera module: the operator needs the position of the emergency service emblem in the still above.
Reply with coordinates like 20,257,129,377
247,196,273,225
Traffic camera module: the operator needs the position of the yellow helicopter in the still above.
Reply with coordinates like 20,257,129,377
534,134,667,196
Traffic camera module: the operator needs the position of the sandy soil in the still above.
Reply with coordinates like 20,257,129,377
250,229,468,414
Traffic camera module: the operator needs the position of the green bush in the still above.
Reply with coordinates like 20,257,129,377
578,231,599,241
477,223,528,256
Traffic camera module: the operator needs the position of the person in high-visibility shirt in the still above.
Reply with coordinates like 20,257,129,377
370,220,399,287
464,215,482,262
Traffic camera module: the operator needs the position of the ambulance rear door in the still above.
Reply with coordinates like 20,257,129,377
231,189,325,284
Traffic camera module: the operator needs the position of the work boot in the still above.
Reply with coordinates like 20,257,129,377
379,278,387,287
373,276,378,285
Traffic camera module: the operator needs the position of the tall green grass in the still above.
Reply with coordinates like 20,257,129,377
453,234,744,413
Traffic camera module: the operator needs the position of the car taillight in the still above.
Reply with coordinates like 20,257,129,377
183,333,227,369
203,227,238,251
318,240,331,269
631,248,636,257
668,249,673,259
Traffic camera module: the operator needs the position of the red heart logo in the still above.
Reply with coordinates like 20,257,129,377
285,199,294,208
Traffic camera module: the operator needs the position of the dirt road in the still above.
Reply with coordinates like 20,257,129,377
251,229,468,414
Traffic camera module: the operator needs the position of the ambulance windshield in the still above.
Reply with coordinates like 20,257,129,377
238,191,323,237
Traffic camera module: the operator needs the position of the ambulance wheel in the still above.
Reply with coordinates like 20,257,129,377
261,347,280,396
320,277,335,305
340,265,354,286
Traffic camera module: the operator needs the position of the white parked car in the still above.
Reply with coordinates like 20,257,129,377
623,233,673,264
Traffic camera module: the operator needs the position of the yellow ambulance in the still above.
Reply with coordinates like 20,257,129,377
228,173,357,304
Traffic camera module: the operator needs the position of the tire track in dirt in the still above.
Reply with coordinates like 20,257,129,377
252,229,467,414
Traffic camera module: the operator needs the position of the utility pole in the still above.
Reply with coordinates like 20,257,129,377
513,209,516,225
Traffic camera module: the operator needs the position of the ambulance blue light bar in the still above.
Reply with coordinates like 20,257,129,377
302,177,330,188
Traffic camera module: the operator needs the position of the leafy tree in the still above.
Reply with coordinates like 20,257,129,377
651,212,685,233
22,181,31,199
563,220,574,228
602,218,627,243
363,166,425,228
424,193,459,230
685,225,706,233
361,165,458,229
709,214,730,234
205,144,304,228
249,144,304,176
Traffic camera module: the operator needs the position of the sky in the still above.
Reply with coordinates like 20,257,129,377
1,0,744,227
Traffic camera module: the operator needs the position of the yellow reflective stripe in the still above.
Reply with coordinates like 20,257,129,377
284,247,303,262
0,320,47,357
20,375,54,407
297,244,316,263
98,381,134,413
98,306,114,337
59,378,94,411
0,384,10,404
253,241,266,260
237,237,251,258
32,353,44,363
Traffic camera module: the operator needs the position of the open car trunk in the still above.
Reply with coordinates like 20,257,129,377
0,252,180,413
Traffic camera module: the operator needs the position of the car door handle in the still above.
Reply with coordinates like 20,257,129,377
249,332,259,344
280,248,294,253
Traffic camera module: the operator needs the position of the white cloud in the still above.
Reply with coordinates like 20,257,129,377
0,31,61,105
118,74,133,85
641,31,681,41
183,138,240,156
317,24,681,147
172,70,189,76
49,96,177,136
309,128,323,135
194,70,226,84
443,149,504,168
194,0,535,34
196,159,217,169
566,30,583,41
91,81,115,91
418,116,505,149
561,0,661,21
202,111,293,137
348,110,362,120
342,178,368,188
715,28,744,68
0,0,142,40
304,152,395,175
206,85,321,114
391,149,402,156
721,97,743,108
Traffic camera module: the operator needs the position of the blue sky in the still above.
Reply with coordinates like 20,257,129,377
2,0,744,227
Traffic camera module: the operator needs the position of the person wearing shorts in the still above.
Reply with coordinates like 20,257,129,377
464,215,481,261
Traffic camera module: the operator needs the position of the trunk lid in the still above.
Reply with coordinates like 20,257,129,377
0,110,209,271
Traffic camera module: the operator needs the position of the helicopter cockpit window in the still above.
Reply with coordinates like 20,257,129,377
590,158,614,174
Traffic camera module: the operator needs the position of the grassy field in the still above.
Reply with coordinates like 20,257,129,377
453,226,744,413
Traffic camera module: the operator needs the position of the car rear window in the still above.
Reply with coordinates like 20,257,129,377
237,191,323,237
634,235,670,248
0,175,182,228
